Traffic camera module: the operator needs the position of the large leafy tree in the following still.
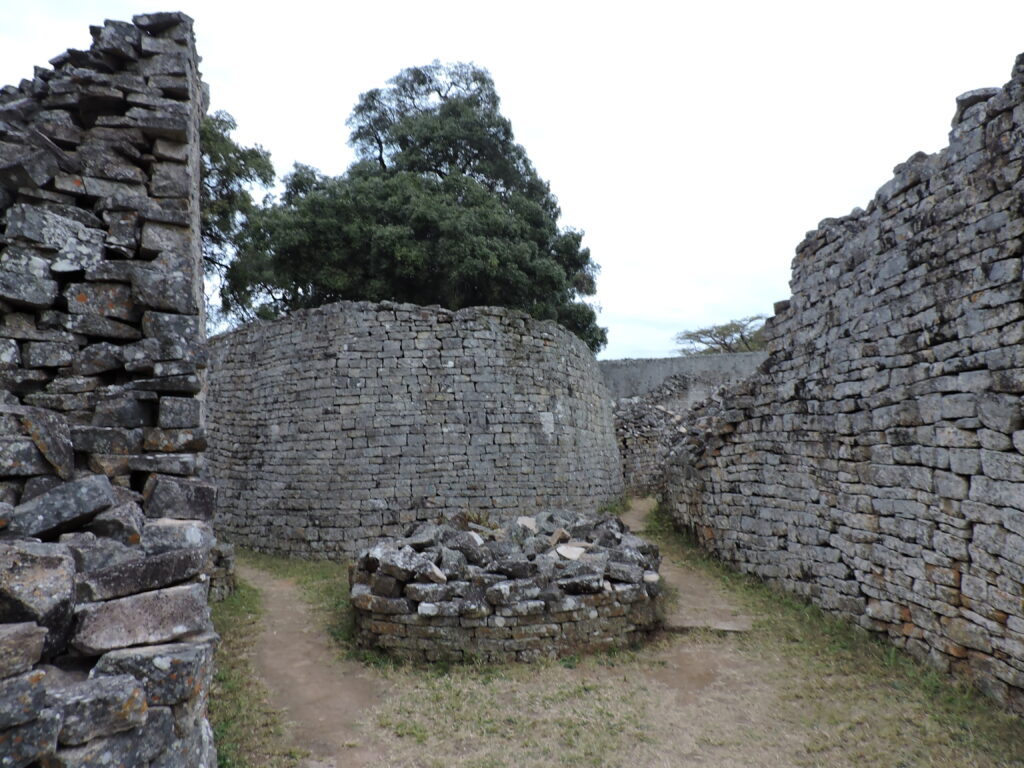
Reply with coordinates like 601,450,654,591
199,110,274,278
223,62,606,351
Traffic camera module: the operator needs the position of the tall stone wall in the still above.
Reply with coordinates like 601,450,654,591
662,56,1024,711
0,15,221,766
206,301,624,557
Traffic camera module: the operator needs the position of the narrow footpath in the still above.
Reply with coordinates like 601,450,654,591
235,562,389,768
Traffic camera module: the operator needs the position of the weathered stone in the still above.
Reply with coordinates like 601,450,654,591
157,397,201,429
7,408,73,480
0,541,74,656
45,674,146,745
70,426,143,455
0,270,58,309
75,547,205,601
21,342,75,368
4,474,113,537
71,343,123,376
0,670,47,729
0,707,60,768
71,582,210,655
84,502,144,545
0,622,47,679
485,579,541,606
93,639,214,705
141,518,214,555
64,282,138,322
38,727,142,768
58,531,139,573
0,438,51,477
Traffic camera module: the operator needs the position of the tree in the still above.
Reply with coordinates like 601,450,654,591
675,315,767,356
223,62,606,352
199,111,274,278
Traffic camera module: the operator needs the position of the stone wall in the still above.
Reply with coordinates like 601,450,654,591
206,301,625,558
662,57,1024,711
599,351,765,400
350,511,662,663
0,14,221,766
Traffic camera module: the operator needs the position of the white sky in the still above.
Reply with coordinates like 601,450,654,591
2,1,1023,359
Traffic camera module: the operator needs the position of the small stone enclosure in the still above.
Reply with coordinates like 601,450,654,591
350,511,663,663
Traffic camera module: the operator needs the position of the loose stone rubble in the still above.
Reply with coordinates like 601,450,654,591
350,511,663,662
659,55,1024,712
0,13,223,766
206,301,625,558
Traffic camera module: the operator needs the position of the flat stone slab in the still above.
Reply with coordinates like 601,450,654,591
3,474,114,537
93,638,215,706
45,674,147,746
0,622,47,678
0,541,75,656
71,582,210,655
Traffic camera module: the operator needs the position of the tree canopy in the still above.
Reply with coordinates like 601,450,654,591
199,111,274,278
675,315,767,356
220,62,606,351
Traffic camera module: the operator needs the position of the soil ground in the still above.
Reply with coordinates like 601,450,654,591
231,498,1024,768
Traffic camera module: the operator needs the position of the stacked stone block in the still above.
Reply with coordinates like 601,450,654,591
206,301,625,558
351,512,662,662
662,56,1024,711
0,14,220,765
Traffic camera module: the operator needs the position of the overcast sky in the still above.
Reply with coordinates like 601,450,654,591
3,1,1024,359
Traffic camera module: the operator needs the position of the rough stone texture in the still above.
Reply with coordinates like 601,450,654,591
351,512,662,662
71,582,211,655
206,301,625,558
599,352,766,400
0,14,222,765
0,623,47,679
660,57,1024,713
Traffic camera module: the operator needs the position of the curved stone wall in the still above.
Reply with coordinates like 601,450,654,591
206,301,624,557
662,57,1024,712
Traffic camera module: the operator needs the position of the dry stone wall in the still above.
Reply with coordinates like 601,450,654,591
350,511,662,663
206,301,625,558
663,56,1024,712
0,14,222,766
599,352,766,400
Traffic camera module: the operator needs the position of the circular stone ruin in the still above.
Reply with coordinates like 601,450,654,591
350,511,663,663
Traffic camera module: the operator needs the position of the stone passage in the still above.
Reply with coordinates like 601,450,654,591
206,301,625,558
350,511,662,662
661,56,1024,712
0,14,222,766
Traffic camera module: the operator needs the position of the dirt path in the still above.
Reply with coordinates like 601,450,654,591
236,499,767,766
235,563,389,768
622,497,752,633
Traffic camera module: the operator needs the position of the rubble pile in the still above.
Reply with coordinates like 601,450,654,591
351,511,663,663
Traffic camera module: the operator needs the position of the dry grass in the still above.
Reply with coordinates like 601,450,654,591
213,506,1024,767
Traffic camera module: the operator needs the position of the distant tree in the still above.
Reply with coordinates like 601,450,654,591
223,62,606,352
199,110,274,278
674,315,767,356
